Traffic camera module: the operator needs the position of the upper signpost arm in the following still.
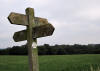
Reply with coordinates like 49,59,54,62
8,12,28,25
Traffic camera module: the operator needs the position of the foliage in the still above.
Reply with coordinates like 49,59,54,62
0,44,100,55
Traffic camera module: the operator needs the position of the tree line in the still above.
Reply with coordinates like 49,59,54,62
0,44,100,55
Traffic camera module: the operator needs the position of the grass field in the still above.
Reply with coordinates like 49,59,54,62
0,54,100,71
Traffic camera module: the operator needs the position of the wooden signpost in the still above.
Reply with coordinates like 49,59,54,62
8,8,55,71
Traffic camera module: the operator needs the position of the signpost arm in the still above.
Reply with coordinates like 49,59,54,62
26,8,34,71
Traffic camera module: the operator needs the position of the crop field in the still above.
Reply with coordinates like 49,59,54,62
0,54,100,71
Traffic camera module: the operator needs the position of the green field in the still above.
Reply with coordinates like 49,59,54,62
0,54,100,71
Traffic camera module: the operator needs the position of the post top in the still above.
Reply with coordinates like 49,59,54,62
25,7,34,17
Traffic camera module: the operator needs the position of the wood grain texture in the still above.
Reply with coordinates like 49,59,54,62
13,23,54,42
26,8,39,71
8,12,28,25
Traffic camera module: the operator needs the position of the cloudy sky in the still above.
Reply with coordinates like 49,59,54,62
0,0,100,48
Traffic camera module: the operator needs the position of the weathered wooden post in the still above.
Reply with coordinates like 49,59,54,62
8,7,55,71
32,38,39,71
26,8,38,71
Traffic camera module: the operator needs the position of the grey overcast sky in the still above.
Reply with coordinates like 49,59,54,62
0,0,100,48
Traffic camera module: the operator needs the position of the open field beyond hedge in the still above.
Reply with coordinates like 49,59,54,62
0,54,100,71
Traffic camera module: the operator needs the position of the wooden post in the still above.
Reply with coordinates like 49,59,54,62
26,8,39,71
32,38,39,71
26,8,34,71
